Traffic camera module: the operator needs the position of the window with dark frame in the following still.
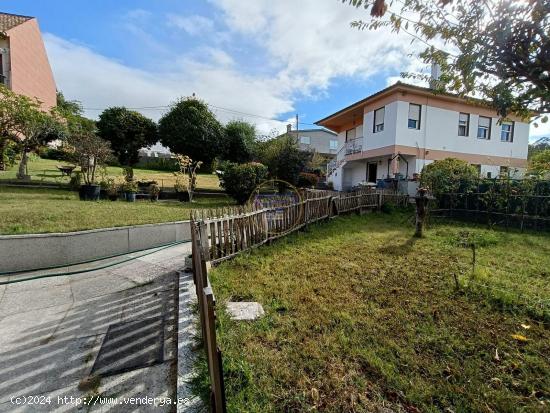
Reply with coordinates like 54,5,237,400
408,103,421,129
499,166,509,177
477,116,491,139
458,113,469,136
500,121,514,142
345,128,356,142
373,107,385,133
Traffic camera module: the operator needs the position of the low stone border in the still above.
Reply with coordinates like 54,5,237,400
0,221,191,273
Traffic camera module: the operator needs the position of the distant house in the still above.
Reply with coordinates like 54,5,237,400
317,80,530,191
0,12,56,108
282,126,339,158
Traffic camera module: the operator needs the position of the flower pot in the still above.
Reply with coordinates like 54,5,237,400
125,192,136,202
178,191,190,202
80,184,101,201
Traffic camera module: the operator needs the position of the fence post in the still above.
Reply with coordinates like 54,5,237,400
377,192,382,211
414,188,429,237
204,287,226,413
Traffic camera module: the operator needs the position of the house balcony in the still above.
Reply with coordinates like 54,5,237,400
345,138,363,155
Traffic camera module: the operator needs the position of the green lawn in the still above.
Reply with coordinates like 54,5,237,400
0,187,233,234
205,214,550,412
0,156,221,191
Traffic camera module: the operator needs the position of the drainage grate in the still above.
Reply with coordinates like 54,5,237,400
91,316,165,377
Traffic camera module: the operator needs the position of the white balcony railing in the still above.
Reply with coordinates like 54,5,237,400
345,138,363,155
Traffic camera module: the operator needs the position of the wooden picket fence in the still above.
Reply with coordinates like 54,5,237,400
190,220,226,413
189,188,409,411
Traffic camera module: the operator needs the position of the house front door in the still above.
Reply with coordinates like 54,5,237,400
367,163,377,183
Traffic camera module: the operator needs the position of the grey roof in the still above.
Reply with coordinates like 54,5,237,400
289,128,337,135
0,12,32,32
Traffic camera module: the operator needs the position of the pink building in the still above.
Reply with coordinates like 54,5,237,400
0,12,56,108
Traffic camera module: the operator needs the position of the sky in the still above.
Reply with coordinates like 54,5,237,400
2,0,547,142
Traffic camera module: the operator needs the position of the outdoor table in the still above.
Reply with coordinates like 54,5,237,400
57,165,75,177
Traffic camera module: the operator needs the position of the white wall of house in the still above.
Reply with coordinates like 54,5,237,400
363,101,399,150
393,101,529,160
328,97,530,191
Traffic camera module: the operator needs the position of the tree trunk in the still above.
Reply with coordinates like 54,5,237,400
16,150,29,179
0,139,6,171
414,188,429,238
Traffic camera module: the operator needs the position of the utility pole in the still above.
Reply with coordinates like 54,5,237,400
295,114,299,132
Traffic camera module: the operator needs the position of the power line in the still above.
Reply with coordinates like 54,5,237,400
81,102,318,126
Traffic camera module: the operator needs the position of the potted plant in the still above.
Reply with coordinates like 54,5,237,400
123,181,138,202
68,132,112,201
174,176,189,202
149,183,161,201
105,178,119,201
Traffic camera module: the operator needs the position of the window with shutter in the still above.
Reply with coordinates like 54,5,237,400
500,122,513,142
477,116,491,139
458,113,469,136
373,107,385,133
408,104,421,129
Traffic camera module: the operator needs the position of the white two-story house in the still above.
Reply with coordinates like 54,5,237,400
317,82,530,191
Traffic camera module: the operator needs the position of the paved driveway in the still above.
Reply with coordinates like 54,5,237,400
0,243,191,412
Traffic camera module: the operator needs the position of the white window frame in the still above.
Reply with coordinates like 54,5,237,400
408,103,421,130
300,136,311,145
500,122,514,142
373,107,385,133
477,116,491,139
329,139,338,150
458,113,469,136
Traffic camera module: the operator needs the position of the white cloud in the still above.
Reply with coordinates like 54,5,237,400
167,14,215,36
45,1,436,139
44,34,293,136
212,0,426,93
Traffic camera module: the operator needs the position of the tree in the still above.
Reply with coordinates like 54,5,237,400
528,137,550,159
258,134,311,188
0,86,66,179
218,161,268,204
68,131,112,185
158,98,224,168
345,0,550,123
173,155,203,202
529,149,550,178
420,158,478,197
97,107,158,166
223,120,258,163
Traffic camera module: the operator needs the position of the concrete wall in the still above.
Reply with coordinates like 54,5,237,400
0,221,191,273
6,18,56,109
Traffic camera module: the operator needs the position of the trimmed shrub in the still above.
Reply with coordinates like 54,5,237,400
420,158,478,197
219,162,268,204
297,172,319,188
39,147,71,161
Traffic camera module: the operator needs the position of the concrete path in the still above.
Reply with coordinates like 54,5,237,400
0,243,200,412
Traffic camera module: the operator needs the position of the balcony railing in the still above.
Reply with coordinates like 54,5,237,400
345,138,363,155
